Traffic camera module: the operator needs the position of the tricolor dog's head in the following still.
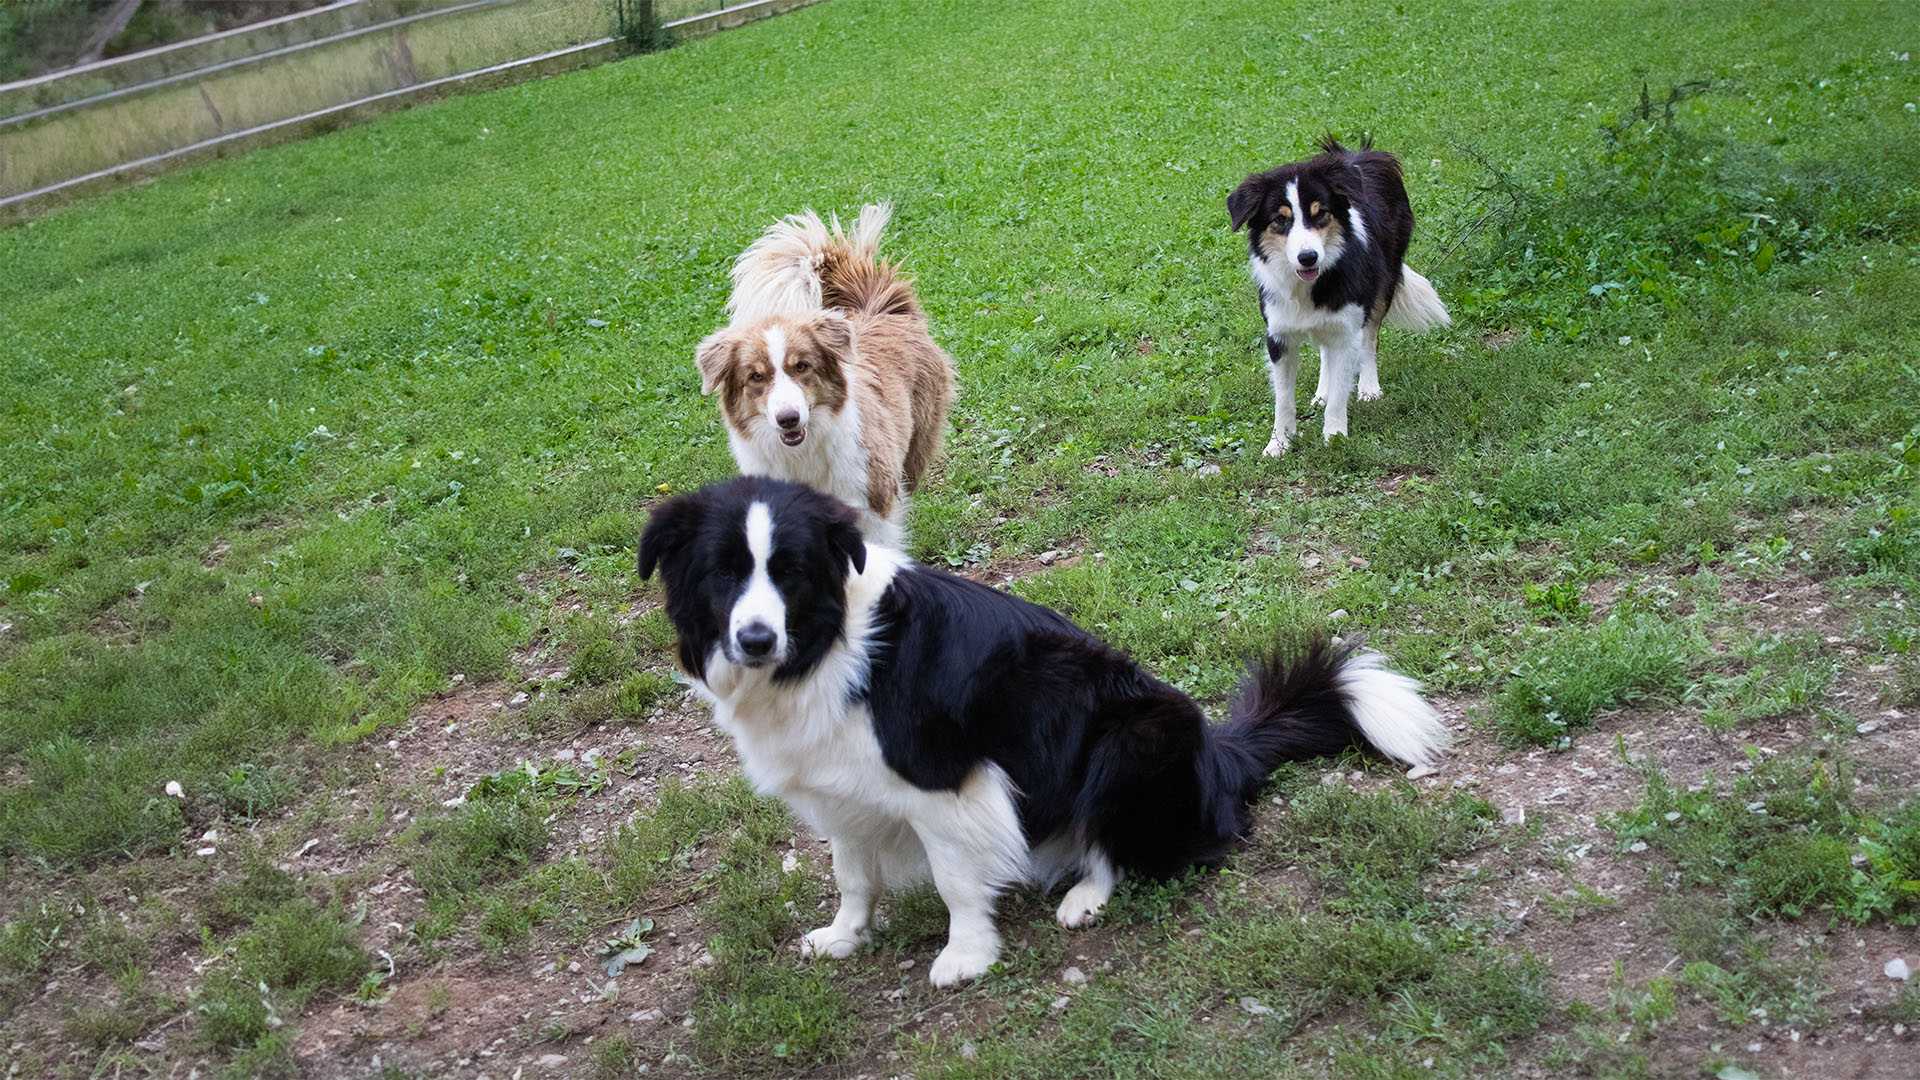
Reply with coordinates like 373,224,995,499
694,315,853,450
1228,137,1364,285
638,477,866,682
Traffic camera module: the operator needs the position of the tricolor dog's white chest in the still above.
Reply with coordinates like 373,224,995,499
1251,255,1364,342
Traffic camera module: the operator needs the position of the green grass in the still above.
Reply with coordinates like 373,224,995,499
410,789,551,898
3,0,1920,1073
1492,611,1702,747
915,780,1544,1079
1611,752,1920,923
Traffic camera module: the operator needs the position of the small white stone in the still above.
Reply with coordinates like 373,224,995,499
1050,995,1071,1011
1857,721,1882,735
1239,996,1275,1017
1501,803,1526,827
1887,957,1911,981
194,846,216,857
164,781,185,799
1628,841,1649,853
1061,966,1088,986
554,748,575,761
1327,609,1349,622
535,1054,567,1068
781,850,800,875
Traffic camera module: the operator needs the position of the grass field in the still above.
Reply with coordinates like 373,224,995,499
3,0,1919,1076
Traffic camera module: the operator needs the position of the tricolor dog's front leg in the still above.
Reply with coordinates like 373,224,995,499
1263,331,1299,457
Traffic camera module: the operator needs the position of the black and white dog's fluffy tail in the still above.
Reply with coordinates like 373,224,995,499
1204,639,1448,831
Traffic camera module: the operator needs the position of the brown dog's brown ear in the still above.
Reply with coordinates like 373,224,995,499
1227,176,1264,231
694,331,735,396
810,312,854,359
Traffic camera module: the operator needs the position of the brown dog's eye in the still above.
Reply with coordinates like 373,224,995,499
792,360,811,374
748,370,767,383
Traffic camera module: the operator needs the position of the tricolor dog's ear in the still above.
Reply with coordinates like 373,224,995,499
694,331,734,396
825,512,866,576
638,493,704,580
810,311,854,359
1227,176,1264,232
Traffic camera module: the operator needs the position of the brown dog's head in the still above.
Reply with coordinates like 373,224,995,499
694,314,853,449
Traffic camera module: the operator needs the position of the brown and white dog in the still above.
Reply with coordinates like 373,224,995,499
695,204,955,546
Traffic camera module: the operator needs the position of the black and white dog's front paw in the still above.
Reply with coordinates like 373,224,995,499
799,925,870,960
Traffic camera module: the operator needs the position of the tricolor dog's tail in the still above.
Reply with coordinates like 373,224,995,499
726,202,916,323
1384,265,1451,332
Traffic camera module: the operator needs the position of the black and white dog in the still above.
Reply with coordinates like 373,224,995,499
638,477,1450,986
1228,136,1451,455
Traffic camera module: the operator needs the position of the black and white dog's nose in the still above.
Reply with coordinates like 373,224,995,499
775,410,802,430
736,622,777,659
1297,250,1319,268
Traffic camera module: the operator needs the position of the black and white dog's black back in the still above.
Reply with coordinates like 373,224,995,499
1228,136,1450,455
640,477,1450,986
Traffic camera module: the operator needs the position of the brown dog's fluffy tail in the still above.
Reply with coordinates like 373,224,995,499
726,202,918,323
818,203,920,319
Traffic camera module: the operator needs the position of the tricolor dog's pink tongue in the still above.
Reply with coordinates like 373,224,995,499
1297,267,1320,282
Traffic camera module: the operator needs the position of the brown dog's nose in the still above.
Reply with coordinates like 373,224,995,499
775,410,801,430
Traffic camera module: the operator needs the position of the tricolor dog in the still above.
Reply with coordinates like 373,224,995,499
1228,137,1450,455
639,477,1452,987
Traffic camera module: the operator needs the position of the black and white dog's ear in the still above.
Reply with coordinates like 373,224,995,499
638,494,704,580
826,514,867,576
1227,176,1263,231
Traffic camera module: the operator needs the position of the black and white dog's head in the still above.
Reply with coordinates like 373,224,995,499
1227,136,1369,285
638,477,867,682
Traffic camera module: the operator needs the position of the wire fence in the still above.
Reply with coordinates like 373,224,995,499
0,0,809,209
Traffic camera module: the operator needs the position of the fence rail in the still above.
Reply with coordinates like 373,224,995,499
0,0,817,220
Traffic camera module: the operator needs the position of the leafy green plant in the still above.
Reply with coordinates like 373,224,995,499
467,759,608,801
